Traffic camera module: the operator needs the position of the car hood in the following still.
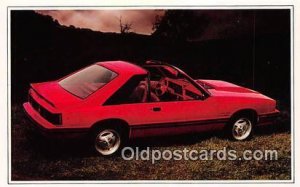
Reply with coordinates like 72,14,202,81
196,79,258,93
30,81,82,109
196,79,272,99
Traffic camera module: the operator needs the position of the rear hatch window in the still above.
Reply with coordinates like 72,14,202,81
59,65,117,99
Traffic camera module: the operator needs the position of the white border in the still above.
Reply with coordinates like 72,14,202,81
3,3,296,186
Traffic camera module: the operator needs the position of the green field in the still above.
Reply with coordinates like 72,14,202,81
11,105,291,180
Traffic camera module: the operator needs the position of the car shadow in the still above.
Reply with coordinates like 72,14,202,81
23,130,95,158
128,131,219,148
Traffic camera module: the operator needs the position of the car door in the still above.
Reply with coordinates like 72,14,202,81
127,76,226,138
129,94,228,138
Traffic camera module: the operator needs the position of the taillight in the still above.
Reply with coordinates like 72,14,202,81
39,107,62,125
48,113,62,125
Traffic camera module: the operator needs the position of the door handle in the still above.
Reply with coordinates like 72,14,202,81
152,107,161,112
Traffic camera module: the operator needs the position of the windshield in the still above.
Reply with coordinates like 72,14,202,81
59,65,117,99
144,64,210,97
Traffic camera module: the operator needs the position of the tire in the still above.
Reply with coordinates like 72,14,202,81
92,126,126,156
227,115,254,141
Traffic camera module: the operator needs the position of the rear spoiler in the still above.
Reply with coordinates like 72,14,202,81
30,84,56,108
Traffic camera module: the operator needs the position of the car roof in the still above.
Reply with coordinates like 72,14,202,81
96,61,147,75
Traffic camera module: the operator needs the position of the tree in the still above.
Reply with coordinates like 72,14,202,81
119,16,133,34
152,10,210,41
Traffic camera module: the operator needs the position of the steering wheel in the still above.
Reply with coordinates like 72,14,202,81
155,78,168,97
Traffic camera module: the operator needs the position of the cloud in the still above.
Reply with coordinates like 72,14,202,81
36,10,165,35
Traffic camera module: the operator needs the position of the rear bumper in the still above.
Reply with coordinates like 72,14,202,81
257,110,281,126
23,102,88,139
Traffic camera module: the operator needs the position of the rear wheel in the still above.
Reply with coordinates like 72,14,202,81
228,116,254,141
93,127,124,156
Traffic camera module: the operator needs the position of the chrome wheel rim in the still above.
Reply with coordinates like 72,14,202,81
232,118,252,140
95,129,121,155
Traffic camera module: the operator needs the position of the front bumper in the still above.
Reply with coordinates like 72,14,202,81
23,102,88,139
257,110,281,126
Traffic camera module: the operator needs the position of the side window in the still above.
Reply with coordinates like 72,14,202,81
182,81,204,100
104,75,148,105
144,65,205,102
157,78,203,102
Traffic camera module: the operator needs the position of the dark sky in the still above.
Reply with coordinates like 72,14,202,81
36,9,290,40
36,10,165,35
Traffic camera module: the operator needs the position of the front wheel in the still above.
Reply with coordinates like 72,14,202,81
228,116,253,141
94,128,122,156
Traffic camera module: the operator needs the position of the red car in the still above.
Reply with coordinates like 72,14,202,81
23,60,280,156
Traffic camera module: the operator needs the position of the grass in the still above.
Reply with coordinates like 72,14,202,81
11,104,291,180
